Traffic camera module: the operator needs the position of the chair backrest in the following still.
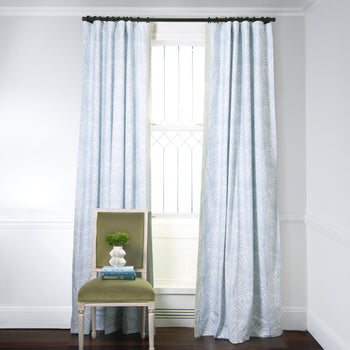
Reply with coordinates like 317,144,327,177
92,209,148,278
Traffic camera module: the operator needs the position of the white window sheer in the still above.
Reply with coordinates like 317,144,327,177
151,45,204,215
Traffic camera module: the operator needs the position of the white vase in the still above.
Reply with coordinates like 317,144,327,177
109,246,126,267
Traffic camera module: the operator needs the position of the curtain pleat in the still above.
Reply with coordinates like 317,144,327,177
195,21,282,344
71,20,152,335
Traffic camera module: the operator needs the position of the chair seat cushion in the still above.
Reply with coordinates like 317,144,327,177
78,277,155,303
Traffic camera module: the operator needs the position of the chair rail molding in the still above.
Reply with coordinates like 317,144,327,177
279,212,305,223
0,211,305,232
305,216,350,248
0,211,304,234
0,218,74,230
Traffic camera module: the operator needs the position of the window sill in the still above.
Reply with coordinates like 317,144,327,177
155,287,196,295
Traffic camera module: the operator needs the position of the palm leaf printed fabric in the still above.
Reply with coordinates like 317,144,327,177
195,21,282,344
71,20,152,335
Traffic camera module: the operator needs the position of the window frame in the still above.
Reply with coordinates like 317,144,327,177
150,23,206,289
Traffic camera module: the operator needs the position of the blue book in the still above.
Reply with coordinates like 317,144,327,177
102,270,135,276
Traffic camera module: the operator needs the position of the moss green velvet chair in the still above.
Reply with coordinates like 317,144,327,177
77,209,155,350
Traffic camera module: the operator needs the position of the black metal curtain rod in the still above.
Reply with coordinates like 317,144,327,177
82,16,276,24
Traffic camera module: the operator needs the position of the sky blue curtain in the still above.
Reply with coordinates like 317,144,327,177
71,20,152,335
195,21,282,344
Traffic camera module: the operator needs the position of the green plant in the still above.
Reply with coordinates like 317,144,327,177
105,232,130,246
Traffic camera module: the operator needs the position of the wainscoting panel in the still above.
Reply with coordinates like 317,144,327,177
306,217,350,350
0,213,307,330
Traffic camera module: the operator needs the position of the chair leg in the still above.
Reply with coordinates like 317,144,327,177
78,302,85,350
91,307,96,339
141,306,146,339
148,303,155,350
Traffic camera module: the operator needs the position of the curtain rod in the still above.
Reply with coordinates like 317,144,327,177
82,16,276,24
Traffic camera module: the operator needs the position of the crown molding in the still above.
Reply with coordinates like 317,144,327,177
303,0,320,15
0,5,314,17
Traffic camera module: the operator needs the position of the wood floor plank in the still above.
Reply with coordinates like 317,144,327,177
0,328,323,349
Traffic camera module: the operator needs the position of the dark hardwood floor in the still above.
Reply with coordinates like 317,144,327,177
0,328,323,349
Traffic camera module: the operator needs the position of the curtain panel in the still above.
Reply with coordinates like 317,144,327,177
71,20,152,335
195,21,282,344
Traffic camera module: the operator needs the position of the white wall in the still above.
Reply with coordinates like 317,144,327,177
0,14,307,330
274,16,307,329
0,16,82,219
306,0,350,348
0,16,82,328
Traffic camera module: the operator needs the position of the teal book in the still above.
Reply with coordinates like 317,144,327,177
103,270,135,276
102,266,135,276
102,273,136,280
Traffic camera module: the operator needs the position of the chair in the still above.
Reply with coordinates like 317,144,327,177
77,209,155,350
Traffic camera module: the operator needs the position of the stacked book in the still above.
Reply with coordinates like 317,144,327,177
102,266,136,280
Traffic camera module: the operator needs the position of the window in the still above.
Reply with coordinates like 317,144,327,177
151,45,205,215
151,23,206,289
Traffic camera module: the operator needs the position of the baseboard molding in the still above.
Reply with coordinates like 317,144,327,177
0,305,307,330
282,307,307,330
156,306,307,329
0,306,196,329
0,307,72,329
308,310,349,350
